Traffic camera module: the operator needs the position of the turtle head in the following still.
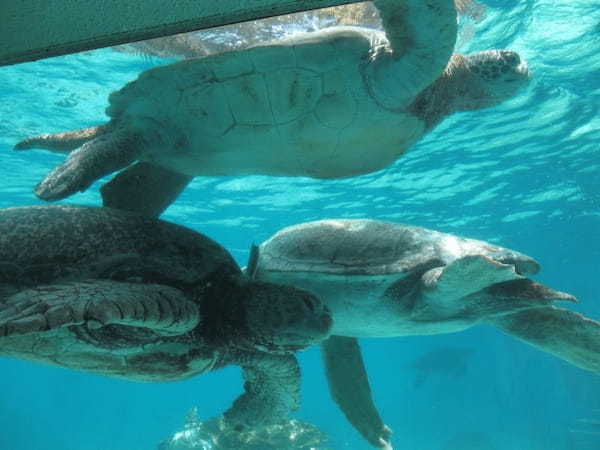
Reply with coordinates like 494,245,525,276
241,281,332,354
453,50,531,110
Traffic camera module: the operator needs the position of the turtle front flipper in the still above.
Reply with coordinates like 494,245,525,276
420,255,522,305
33,126,142,201
223,352,301,428
14,125,109,154
416,258,565,322
321,336,393,449
368,0,457,108
0,280,200,337
490,307,600,376
101,162,193,217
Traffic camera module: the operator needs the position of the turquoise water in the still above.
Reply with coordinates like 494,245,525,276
1,0,600,449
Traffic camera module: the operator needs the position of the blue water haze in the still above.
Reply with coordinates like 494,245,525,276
0,0,599,449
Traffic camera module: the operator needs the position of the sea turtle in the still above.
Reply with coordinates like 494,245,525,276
14,0,530,217
0,205,332,429
250,219,600,449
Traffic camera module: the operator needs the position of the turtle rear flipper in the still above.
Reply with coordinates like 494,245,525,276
34,127,142,201
101,162,193,217
14,125,108,154
0,280,199,337
321,336,393,449
490,307,600,375
223,352,301,427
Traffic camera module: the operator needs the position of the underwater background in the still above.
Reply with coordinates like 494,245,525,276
1,0,599,449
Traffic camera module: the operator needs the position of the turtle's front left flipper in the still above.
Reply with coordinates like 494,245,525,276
0,280,199,337
490,307,600,375
101,162,193,217
224,352,301,428
321,336,393,449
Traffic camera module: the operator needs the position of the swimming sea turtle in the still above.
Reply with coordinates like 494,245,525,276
14,0,530,216
0,205,331,429
250,219,600,448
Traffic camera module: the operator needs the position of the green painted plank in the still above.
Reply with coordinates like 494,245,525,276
1,0,362,66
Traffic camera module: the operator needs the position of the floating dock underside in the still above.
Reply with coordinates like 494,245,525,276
1,0,361,66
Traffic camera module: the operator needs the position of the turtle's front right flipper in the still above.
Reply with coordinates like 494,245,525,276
369,0,457,108
322,336,393,449
101,162,193,217
31,127,142,201
490,307,600,375
0,280,199,337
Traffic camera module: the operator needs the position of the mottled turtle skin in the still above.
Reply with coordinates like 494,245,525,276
0,205,331,428
253,219,600,448
15,0,529,216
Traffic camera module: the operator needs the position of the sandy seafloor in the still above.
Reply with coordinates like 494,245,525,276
1,0,599,449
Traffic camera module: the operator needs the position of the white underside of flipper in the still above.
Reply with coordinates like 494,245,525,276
421,255,521,304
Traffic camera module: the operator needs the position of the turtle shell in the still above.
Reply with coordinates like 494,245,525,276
104,27,425,179
255,219,540,278
0,204,239,289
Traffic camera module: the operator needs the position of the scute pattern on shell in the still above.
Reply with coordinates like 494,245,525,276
0,204,240,287
105,27,376,132
257,219,540,276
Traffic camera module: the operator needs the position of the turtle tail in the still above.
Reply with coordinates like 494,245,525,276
14,124,110,154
